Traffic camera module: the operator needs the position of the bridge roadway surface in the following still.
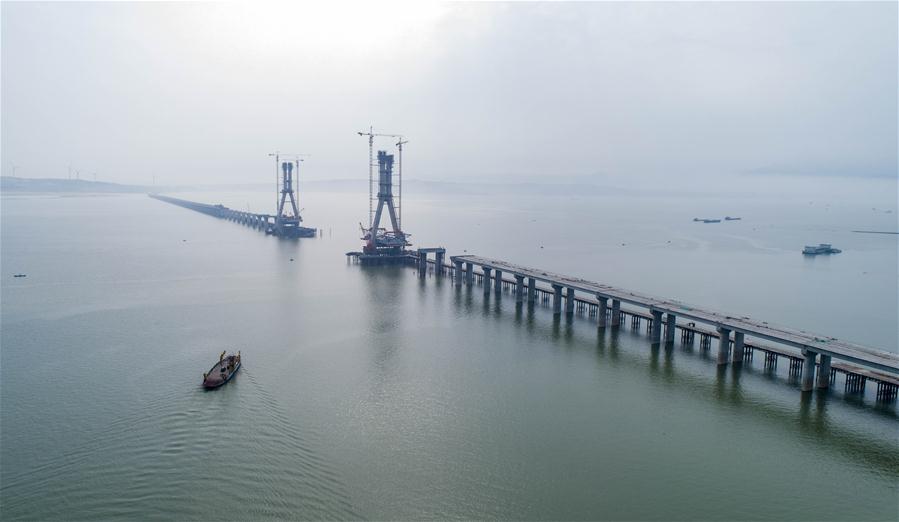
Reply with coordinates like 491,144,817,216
452,255,899,376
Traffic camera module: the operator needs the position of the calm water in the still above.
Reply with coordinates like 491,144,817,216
2,180,897,520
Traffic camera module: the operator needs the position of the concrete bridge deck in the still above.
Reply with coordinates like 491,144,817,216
451,255,898,376
420,253,899,397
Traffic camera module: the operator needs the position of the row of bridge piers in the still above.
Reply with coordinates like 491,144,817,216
408,251,899,401
150,194,317,238
223,208,271,230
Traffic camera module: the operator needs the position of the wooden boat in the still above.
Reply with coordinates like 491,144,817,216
203,351,241,389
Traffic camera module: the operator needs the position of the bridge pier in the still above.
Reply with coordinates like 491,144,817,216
817,354,832,389
597,296,608,328
465,263,473,286
527,277,536,303
417,250,428,277
551,285,563,315
515,275,525,303
717,327,731,365
733,332,745,363
801,350,818,391
565,288,575,316
611,299,621,326
494,270,503,292
454,260,463,286
483,268,492,294
665,313,676,343
651,309,663,344
435,251,445,275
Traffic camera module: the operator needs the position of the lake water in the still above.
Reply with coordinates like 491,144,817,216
2,179,897,520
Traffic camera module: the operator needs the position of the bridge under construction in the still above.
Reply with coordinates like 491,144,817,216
149,194,311,236
149,152,316,238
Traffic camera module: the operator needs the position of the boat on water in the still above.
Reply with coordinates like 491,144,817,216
693,218,721,223
13,274,26,278
802,243,842,255
725,216,742,221
203,351,241,389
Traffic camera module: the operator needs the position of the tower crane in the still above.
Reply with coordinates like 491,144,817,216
395,137,408,230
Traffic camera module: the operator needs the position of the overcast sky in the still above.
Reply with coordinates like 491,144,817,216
2,1,896,187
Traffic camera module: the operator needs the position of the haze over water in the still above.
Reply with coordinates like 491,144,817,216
2,177,897,520
2,1,898,520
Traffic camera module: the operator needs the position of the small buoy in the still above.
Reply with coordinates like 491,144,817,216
290,258,294,261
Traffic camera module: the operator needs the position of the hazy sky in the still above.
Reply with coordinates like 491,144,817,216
2,1,896,187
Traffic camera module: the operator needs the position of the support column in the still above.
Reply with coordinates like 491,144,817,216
651,310,663,344
665,313,676,343
817,354,832,389
465,263,473,286
733,332,745,363
611,299,621,326
483,268,492,294
801,350,818,391
453,260,463,286
565,288,575,316
552,285,563,315
597,296,608,328
717,327,731,365
527,278,536,303
418,251,427,277
435,251,445,276
494,270,503,292
515,275,525,303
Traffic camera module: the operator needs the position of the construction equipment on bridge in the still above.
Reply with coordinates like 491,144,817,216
267,152,316,238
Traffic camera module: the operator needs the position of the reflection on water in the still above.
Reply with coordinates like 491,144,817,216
454,281,899,478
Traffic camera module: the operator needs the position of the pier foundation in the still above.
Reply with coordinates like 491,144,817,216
717,327,731,365
435,251,445,275
733,332,745,363
665,313,676,343
801,350,818,391
597,296,608,328
817,354,832,389
552,285,563,315
417,250,427,277
651,310,663,344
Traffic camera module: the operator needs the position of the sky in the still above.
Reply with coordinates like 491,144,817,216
1,1,896,188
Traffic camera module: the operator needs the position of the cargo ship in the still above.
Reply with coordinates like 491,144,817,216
802,244,841,255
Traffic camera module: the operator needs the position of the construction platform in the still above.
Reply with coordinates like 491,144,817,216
346,251,416,266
